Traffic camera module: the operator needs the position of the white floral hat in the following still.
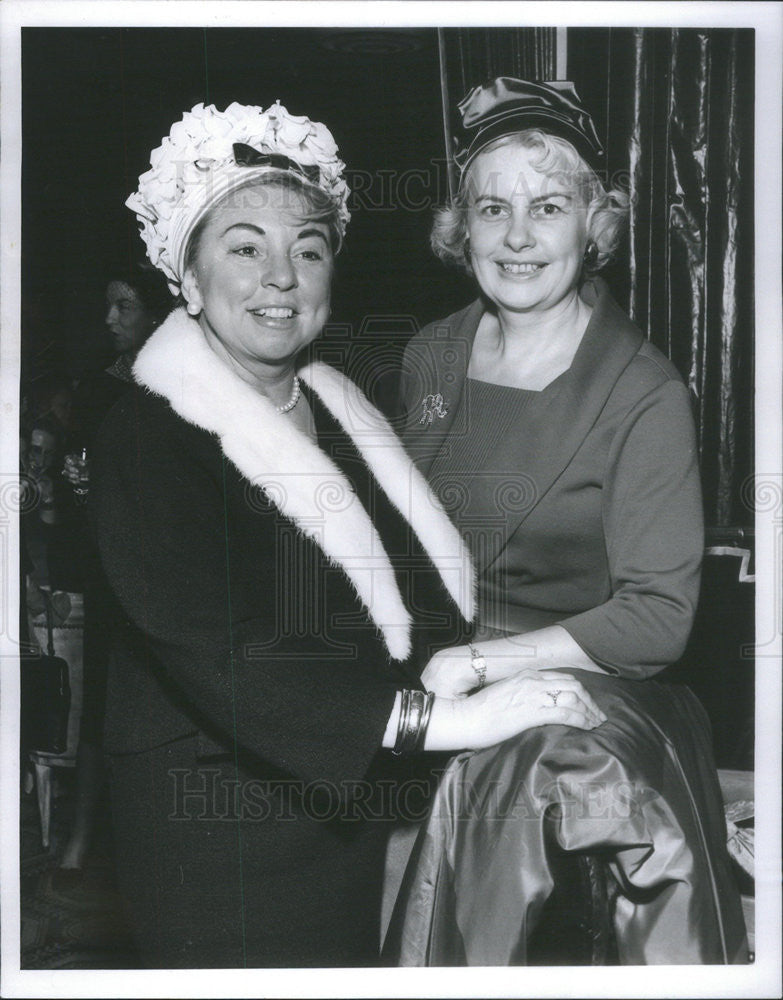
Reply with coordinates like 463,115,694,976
126,101,351,289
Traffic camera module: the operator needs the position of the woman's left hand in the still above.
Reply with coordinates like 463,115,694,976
422,647,482,699
422,628,608,697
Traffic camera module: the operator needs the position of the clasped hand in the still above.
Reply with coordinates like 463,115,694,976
423,648,606,748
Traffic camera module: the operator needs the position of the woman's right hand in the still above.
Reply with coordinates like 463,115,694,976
386,671,608,754
450,669,607,750
62,453,90,488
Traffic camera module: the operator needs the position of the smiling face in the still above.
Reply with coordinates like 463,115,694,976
105,281,157,354
182,182,334,382
465,140,590,317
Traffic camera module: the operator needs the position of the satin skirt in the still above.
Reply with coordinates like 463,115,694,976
384,672,748,965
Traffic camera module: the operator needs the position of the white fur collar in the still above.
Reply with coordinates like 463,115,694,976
133,308,474,661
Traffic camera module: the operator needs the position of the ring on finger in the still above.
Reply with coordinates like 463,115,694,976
546,689,562,707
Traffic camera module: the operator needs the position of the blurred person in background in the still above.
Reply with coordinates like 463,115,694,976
58,266,171,873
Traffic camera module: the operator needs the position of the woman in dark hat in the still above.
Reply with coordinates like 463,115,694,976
389,78,747,965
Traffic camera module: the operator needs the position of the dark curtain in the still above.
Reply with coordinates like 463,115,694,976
569,28,754,531
439,28,754,531
437,28,557,198
439,26,556,92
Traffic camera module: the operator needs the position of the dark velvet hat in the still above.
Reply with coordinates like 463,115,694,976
455,77,605,180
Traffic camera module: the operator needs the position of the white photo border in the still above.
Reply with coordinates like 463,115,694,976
1,3,780,998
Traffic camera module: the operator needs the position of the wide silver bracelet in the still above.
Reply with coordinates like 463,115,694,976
391,689,412,756
414,691,436,753
391,689,434,756
401,689,425,754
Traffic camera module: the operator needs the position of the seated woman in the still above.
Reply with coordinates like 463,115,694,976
387,78,747,965
93,100,606,968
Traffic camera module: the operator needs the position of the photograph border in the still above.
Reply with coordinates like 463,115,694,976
2,3,781,998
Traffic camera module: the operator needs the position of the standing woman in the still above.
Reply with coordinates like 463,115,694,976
67,267,172,457
93,101,606,968
59,265,171,873
390,79,747,964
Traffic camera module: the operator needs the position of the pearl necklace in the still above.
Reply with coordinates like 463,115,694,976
276,375,301,413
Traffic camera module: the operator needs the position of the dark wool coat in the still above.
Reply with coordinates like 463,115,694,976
92,308,474,968
70,367,135,744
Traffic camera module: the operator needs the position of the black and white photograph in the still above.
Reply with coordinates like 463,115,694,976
1,2,781,997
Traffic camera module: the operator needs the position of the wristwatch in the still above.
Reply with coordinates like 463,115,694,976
468,644,487,690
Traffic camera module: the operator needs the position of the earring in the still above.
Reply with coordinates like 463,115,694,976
583,241,599,268
186,301,200,316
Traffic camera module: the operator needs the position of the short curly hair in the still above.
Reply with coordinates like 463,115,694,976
432,130,629,274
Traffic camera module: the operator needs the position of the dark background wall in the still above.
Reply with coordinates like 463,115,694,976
22,27,469,383
22,27,754,529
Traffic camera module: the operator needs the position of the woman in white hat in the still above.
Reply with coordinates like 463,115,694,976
93,100,606,967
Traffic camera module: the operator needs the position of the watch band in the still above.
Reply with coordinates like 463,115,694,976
469,643,487,690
